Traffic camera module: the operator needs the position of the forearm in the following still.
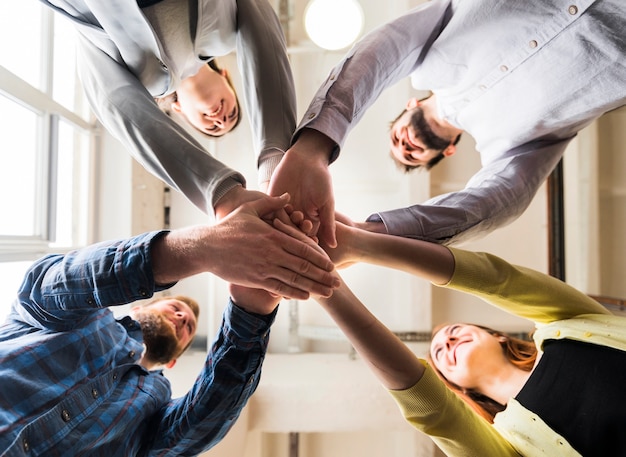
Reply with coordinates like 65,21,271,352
340,226,454,285
317,280,424,390
150,225,219,285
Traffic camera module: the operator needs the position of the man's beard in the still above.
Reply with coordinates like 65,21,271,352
408,107,451,152
134,311,180,365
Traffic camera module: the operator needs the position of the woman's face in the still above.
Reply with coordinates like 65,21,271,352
173,65,239,137
430,324,506,389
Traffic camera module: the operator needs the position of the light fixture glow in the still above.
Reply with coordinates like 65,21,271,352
304,0,364,51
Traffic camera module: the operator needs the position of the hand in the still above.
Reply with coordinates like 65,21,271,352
268,129,337,248
229,283,280,315
152,194,339,300
208,194,339,299
214,185,268,220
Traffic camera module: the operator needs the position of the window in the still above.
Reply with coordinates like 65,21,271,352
0,2,97,319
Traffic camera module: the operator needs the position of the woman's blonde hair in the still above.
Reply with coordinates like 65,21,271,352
428,323,537,423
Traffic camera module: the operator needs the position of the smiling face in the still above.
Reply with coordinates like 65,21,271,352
429,324,508,390
389,97,460,169
133,298,198,365
173,64,240,137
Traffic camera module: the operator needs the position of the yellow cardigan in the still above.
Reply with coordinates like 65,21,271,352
389,248,626,457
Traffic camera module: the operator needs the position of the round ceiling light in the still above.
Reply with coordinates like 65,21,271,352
304,0,364,51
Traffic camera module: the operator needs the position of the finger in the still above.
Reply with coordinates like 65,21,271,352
265,270,336,299
249,192,290,219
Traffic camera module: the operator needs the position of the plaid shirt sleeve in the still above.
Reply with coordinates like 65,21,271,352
14,231,170,332
143,300,277,457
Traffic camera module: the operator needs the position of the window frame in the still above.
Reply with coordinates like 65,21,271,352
0,6,99,262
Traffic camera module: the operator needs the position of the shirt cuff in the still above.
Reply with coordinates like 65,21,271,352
222,299,278,344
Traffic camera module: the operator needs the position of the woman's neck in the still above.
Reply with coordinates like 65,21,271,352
479,364,532,406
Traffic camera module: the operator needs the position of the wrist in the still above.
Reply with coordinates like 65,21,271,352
292,128,338,165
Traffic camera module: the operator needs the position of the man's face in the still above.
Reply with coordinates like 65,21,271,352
389,106,453,168
134,299,198,365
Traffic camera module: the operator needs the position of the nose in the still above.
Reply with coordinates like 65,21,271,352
445,335,458,349
175,311,188,326
213,116,226,129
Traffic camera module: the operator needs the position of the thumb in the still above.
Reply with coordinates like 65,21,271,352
318,204,337,248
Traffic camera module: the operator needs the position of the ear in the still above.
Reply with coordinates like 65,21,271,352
443,144,457,158
405,97,421,110
171,100,182,113
165,359,177,369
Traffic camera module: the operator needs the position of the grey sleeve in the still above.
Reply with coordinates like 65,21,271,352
370,138,570,245
235,0,297,185
295,0,453,155
76,34,245,217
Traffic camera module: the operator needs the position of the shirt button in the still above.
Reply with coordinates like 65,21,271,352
86,297,95,305
158,59,168,71
129,350,136,358
568,5,578,15
92,388,99,399
555,330,561,337
23,439,30,452
529,40,538,48
307,113,316,120
113,372,118,381
478,84,487,90
584,331,592,337
500,65,508,72
61,409,71,422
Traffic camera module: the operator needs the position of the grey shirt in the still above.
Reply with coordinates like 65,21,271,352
297,0,626,244
40,0,296,217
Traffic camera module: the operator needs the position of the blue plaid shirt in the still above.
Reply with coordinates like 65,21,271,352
0,231,275,456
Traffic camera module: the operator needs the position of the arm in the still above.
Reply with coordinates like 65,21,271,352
370,138,569,245
326,220,608,322
324,221,455,285
234,0,297,188
317,278,424,390
445,247,610,323
316,278,519,456
76,34,244,218
152,298,277,456
268,1,453,246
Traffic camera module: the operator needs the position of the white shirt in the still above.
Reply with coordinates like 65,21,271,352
298,0,626,244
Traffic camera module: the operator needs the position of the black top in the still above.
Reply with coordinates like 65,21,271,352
516,338,626,456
